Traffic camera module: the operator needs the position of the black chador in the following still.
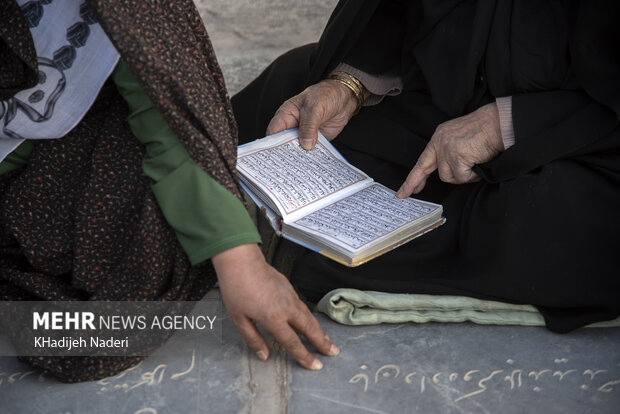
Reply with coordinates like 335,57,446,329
233,0,620,332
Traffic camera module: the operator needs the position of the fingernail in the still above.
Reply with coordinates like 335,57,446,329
301,139,313,150
396,188,404,198
256,350,268,361
311,359,323,370
324,334,330,341
329,344,340,356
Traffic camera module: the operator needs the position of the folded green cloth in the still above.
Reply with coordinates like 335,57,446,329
317,289,620,328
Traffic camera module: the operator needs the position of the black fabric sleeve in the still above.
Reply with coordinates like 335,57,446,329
476,91,619,183
475,1,620,183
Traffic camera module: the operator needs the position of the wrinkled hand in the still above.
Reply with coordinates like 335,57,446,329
266,79,361,150
212,244,339,370
396,102,505,198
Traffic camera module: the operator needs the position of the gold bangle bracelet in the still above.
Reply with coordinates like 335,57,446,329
327,71,365,115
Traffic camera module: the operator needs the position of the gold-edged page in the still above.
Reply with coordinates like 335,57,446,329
284,183,443,256
237,129,372,221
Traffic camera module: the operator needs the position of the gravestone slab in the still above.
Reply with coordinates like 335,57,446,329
289,316,620,414
2,1,619,413
2,312,619,413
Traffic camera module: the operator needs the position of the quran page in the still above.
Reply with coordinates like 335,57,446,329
284,183,442,255
237,130,372,220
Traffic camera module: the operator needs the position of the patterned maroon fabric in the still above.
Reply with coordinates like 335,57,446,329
0,87,215,382
0,0,38,100
0,0,240,382
88,0,244,200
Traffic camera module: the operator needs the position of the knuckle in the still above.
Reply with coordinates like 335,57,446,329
307,104,323,119
294,297,309,310
452,173,466,184
456,167,475,184
405,176,419,189
272,109,285,119
245,334,263,350
265,308,284,323
414,164,431,177
453,138,464,148
440,176,454,184
301,315,319,336
229,312,248,324
230,316,245,329
282,336,302,352
287,96,305,110
444,136,457,148
438,166,454,183
281,99,297,110
299,104,318,120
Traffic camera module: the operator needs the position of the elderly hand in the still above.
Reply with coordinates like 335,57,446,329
266,78,362,150
212,244,339,370
396,102,505,198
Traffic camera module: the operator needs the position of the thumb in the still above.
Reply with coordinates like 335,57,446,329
298,106,321,150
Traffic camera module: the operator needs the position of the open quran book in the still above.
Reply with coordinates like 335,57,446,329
237,129,445,266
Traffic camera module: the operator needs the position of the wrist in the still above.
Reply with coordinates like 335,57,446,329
483,102,504,153
326,71,369,115
212,243,265,277
322,79,360,117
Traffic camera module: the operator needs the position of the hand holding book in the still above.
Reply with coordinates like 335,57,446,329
238,129,445,266
266,72,368,150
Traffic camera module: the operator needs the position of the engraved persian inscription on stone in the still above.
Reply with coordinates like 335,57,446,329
343,358,620,404
0,350,198,393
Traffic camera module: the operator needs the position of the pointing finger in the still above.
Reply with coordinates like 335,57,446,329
396,143,438,198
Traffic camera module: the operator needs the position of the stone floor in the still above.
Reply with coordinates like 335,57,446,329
195,0,339,96
1,292,619,414
1,1,619,413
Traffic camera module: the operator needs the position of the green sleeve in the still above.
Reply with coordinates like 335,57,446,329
112,60,260,265
0,140,36,176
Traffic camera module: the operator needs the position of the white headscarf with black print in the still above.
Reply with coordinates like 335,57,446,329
0,0,119,162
